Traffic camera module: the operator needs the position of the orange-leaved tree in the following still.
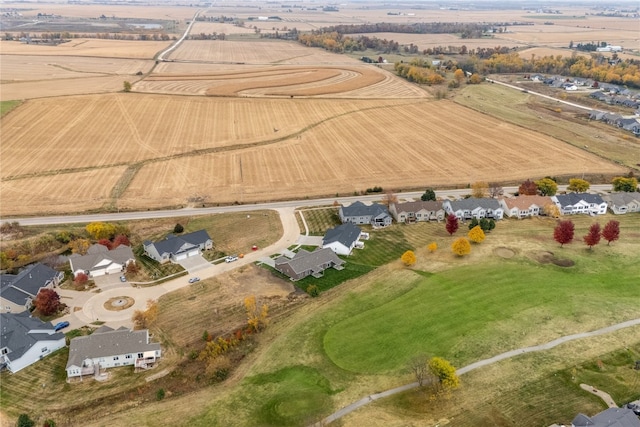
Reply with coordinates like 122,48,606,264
468,225,486,243
401,250,416,266
427,242,438,253
451,238,471,256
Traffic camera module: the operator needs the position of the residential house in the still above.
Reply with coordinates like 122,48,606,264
66,326,161,380
322,223,363,256
389,200,445,223
1,263,64,313
571,407,640,427
339,202,392,228
551,193,608,215
0,312,66,373
601,192,640,214
616,117,640,133
443,198,504,221
69,245,135,278
274,248,345,281
500,195,552,219
143,230,213,264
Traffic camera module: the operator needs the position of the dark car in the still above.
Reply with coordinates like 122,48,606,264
54,321,70,332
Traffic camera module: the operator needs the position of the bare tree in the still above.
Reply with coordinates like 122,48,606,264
410,355,429,387
488,182,504,198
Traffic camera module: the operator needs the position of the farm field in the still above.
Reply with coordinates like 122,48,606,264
0,75,129,101
0,39,170,59
0,93,627,216
0,2,196,20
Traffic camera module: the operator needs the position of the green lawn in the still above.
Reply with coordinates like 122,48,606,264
1,100,22,117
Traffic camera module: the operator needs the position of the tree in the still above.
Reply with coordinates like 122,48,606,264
306,284,319,297
612,176,638,192
479,218,495,233
427,242,438,252
468,225,486,243
602,220,620,245
428,357,460,390
69,238,91,255
488,182,503,198
123,80,132,92
471,181,488,198
112,234,130,248
74,272,88,286
544,204,561,218
421,188,436,201
132,300,158,329
34,289,60,316
451,237,471,256
43,419,56,427
583,223,601,250
453,68,465,84
553,220,575,247
401,250,416,266
382,191,398,207
410,355,428,387
445,214,459,235
16,414,35,427
518,179,538,195
567,178,590,193
97,238,112,250
85,222,116,240
468,218,479,230
535,178,558,196
469,73,483,84
173,223,184,233
244,295,268,333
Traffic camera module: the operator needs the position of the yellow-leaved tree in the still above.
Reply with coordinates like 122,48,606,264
468,225,486,243
451,238,471,256
428,356,460,392
401,250,416,266
85,222,116,240
244,295,269,333
544,204,561,218
132,299,158,330
427,242,438,253
471,181,488,198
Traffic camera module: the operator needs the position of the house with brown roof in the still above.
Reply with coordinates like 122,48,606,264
389,201,445,223
499,195,553,219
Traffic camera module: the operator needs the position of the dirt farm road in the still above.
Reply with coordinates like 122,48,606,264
315,318,640,426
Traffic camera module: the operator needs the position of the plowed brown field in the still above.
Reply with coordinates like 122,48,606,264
0,39,170,59
0,93,624,216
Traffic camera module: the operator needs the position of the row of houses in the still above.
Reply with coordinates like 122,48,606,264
589,109,640,136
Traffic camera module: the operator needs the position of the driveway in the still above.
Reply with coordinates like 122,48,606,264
93,274,126,291
176,254,211,273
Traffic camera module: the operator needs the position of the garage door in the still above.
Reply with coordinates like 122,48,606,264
186,249,200,258
175,253,188,261
91,269,106,277
106,265,122,275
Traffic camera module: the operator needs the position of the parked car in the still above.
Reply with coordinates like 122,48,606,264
225,255,238,263
54,321,70,332
188,277,200,283
119,275,127,282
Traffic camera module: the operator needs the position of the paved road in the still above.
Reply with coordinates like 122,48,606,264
486,78,597,112
316,317,640,426
157,10,202,61
6,185,612,226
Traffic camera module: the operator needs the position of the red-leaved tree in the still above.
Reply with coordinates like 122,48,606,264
602,220,620,245
583,223,601,250
553,220,575,247
112,234,131,249
446,214,459,236
34,288,60,316
75,272,88,285
518,179,538,196
97,238,112,250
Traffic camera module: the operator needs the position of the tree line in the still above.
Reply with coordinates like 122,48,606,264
317,22,491,38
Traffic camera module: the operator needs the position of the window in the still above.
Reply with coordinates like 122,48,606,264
42,347,48,353
138,353,144,358
125,354,132,359
113,356,119,360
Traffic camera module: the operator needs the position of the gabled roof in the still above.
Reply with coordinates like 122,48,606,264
602,192,640,206
0,263,60,304
0,312,64,362
66,328,160,369
275,248,344,275
573,407,640,427
449,198,501,211
323,223,361,247
144,230,211,256
392,200,443,214
502,195,552,210
341,201,389,218
553,193,605,207
70,245,135,272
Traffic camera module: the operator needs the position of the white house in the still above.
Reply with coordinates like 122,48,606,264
143,230,213,264
443,198,504,221
66,326,161,380
499,195,553,219
601,192,640,214
551,193,607,215
322,223,363,256
0,312,66,373
1,263,64,313
69,245,135,278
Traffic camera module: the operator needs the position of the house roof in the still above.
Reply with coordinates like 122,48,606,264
449,198,501,211
0,312,64,362
502,195,552,210
341,201,389,218
573,407,640,427
275,247,344,275
553,193,605,207
322,223,362,247
0,263,60,304
66,328,160,369
144,230,211,257
392,200,443,214
69,245,135,273
602,192,640,206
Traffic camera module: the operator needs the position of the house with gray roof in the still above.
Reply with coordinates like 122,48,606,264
0,312,66,373
66,326,161,380
551,193,607,215
389,200,445,223
1,263,63,313
571,407,640,427
143,230,213,264
602,192,640,214
443,198,504,221
69,245,135,278
339,201,392,228
322,223,363,256
274,248,345,281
